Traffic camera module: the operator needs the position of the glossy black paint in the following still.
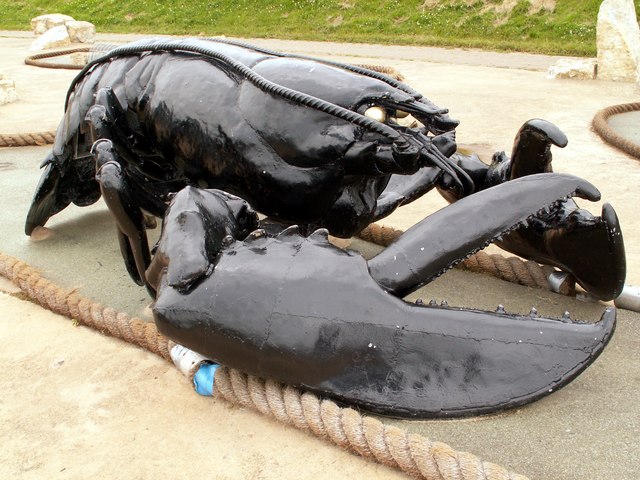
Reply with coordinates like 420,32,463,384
25,38,457,239
368,172,600,297
23,38,627,416
151,187,615,418
25,38,625,300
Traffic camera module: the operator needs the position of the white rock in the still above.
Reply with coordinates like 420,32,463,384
30,13,75,35
66,20,96,44
29,25,71,51
546,58,597,80
0,74,18,106
597,0,640,82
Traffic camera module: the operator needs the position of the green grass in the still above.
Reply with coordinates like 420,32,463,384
2,0,640,56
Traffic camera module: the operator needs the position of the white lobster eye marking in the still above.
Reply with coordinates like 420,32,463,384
364,106,387,123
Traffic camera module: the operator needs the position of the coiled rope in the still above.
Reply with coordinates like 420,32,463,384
0,251,528,480
592,102,640,159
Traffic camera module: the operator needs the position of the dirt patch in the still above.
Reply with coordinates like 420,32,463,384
419,0,556,16
328,15,344,27
480,0,519,26
529,0,556,14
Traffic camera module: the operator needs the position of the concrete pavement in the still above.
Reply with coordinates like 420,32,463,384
1,31,639,479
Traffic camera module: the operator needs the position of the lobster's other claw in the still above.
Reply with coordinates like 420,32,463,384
497,202,626,300
489,118,626,301
152,217,615,418
509,118,568,179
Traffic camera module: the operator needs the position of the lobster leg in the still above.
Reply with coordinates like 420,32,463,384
145,187,259,293
85,90,154,292
372,166,442,221
91,138,152,292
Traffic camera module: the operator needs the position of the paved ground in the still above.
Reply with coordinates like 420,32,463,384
1,31,639,479
608,111,640,144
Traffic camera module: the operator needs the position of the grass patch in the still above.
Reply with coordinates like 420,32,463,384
1,0,639,56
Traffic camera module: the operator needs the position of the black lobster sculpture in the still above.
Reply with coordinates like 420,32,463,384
25,38,626,418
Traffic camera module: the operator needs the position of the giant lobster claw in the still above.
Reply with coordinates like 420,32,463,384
494,119,626,301
151,174,615,418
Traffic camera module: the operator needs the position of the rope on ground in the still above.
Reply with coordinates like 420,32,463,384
24,46,90,70
357,63,406,82
0,131,56,147
0,250,529,480
0,252,172,361
213,367,528,480
592,102,640,160
357,223,563,293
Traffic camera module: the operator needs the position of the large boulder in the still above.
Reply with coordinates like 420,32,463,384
29,25,71,51
30,13,75,35
597,0,640,82
0,74,18,106
66,20,96,44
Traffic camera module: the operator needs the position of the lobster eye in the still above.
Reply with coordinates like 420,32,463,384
363,106,387,123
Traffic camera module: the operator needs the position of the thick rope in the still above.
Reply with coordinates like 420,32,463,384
0,252,172,361
0,131,56,147
357,223,564,294
592,102,640,159
0,251,529,480
213,367,528,480
24,47,91,70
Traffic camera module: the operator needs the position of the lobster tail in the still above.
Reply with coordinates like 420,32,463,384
25,154,101,235
25,160,69,235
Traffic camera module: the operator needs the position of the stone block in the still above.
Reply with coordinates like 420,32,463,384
30,13,75,35
66,20,96,44
0,74,18,106
597,0,640,82
70,52,90,67
29,25,71,51
546,59,597,80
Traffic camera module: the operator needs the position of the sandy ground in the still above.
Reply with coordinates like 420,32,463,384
1,31,639,479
